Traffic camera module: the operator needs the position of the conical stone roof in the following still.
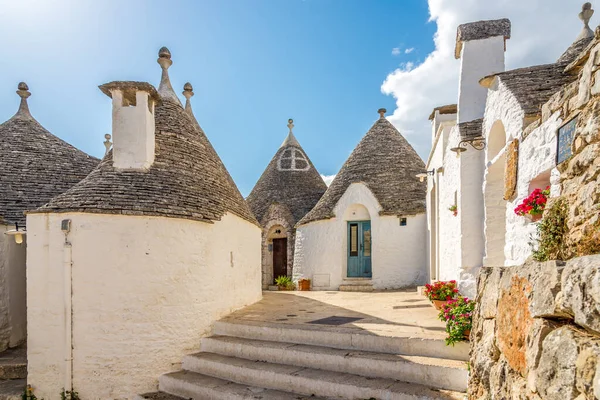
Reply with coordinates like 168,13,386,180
247,119,327,225
0,83,99,226
298,110,426,226
558,2,595,64
36,48,258,226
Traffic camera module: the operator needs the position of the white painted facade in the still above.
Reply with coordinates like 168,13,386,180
26,212,261,399
293,183,427,290
0,224,27,351
482,79,563,266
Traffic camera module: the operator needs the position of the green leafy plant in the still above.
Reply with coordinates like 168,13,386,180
275,275,295,290
61,390,80,400
438,296,474,346
531,197,568,261
448,205,458,216
22,386,39,400
424,280,458,301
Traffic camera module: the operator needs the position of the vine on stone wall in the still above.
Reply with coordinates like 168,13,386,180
531,197,569,262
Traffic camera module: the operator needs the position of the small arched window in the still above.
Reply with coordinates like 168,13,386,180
278,148,310,171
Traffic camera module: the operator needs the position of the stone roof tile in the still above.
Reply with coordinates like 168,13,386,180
0,83,99,226
247,120,327,225
34,49,258,226
298,112,426,226
455,18,511,59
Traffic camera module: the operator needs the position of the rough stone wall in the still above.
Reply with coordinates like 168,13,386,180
260,203,295,288
532,35,600,257
469,255,600,400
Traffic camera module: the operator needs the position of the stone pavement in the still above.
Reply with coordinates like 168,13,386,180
221,290,449,340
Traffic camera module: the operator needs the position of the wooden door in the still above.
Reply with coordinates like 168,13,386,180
347,221,372,278
272,238,288,282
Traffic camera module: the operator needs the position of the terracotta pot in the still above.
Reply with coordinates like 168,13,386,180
299,279,311,291
463,329,471,340
432,299,451,310
525,213,543,222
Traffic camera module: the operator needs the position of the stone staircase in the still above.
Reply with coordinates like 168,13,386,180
338,279,374,292
0,346,26,400
137,320,468,400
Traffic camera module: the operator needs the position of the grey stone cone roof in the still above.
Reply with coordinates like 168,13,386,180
36,50,258,225
37,96,258,225
247,129,327,226
558,36,594,64
298,116,426,226
459,119,483,139
482,63,576,117
0,83,99,226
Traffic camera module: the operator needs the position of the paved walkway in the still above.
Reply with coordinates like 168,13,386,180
222,290,448,340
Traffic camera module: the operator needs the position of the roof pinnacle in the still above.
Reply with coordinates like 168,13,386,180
378,108,387,119
287,118,294,134
182,82,194,115
15,82,32,119
578,2,595,40
157,46,182,105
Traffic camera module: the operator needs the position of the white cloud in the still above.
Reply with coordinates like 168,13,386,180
321,174,336,187
405,47,415,54
381,0,589,160
391,47,401,56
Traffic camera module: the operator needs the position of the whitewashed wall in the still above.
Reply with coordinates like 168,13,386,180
458,36,506,123
0,224,27,351
26,212,261,399
293,183,427,290
483,79,562,266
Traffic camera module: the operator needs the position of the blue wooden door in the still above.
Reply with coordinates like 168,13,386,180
347,221,372,278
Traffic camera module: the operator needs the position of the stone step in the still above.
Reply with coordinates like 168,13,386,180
159,370,330,399
338,284,374,292
0,379,26,400
181,352,465,400
213,320,469,361
201,335,468,392
0,347,26,380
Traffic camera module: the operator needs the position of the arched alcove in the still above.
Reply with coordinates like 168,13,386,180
484,120,508,266
487,120,507,162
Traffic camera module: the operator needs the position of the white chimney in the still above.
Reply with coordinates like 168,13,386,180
99,82,160,170
455,19,511,123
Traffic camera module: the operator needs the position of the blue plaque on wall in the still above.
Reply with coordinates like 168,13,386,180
557,117,577,164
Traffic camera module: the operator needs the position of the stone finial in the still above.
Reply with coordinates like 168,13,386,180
287,118,294,134
157,46,182,105
378,108,387,118
15,82,32,119
182,82,194,115
578,2,595,40
103,133,112,156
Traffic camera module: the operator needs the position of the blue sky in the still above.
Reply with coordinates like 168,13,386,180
0,0,434,196
0,0,587,196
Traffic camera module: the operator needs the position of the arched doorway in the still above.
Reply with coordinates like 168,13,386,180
483,121,507,266
343,204,372,278
267,225,288,283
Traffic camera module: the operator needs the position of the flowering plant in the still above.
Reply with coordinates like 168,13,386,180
448,205,458,216
424,280,459,301
514,186,550,217
438,296,474,346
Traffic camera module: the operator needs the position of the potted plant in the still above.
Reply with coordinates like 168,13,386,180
448,205,458,216
275,275,295,291
438,296,474,346
298,278,311,291
514,186,549,222
424,280,459,310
